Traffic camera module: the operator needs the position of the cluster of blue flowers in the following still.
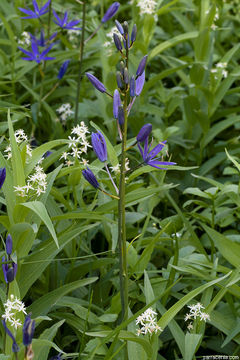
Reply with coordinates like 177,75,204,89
83,16,175,191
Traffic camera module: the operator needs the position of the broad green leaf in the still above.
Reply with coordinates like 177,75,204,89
184,333,202,360
20,201,59,248
225,148,240,173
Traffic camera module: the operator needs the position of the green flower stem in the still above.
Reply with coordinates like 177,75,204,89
84,24,102,44
118,40,129,325
74,0,86,125
42,81,59,102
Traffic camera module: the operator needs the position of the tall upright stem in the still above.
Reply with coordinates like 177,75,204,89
118,40,129,325
74,0,86,125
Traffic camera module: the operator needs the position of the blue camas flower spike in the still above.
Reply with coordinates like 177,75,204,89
138,138,176,169
136,124,152,143
19,0,51,19
6,234,13,256
19,41,55,63
91,131,107,162
23,314,35,346
86,73,106,93
82,168,99,189
53,9,81,30
0,167,6,189
136,55,148,78
101,2,120,23
2,320,19,353
58,60,70,79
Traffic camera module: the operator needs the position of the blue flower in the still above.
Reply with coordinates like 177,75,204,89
101,2,120,23
0,167,6,189
57,60,70,80
91,131,107,162
19,40,55,63
138,138,176,169
53,9,81,30
19,0,51,19
136,124,152,143
29,30,57,47
23,314,35,346
82,168,99,189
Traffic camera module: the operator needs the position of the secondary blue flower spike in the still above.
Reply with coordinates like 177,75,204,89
82,168,99,189
115,20,124,35
0,167,6,189
136,55,148,78
19,41,55,63
135,71,145,96
136,124,152,143
91,131,107,162
113,89,121,118
23,314,35,346
101,2,120,23
19,0,51,19
86,73,106,93
2,320,19,353
138,138,176,169
6,234,13,256
58,60,70,79
53,9,82,30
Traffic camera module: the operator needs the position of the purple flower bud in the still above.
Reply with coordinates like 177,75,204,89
136,55,148,77
123,35,130,49
123,68,129,84
131,24,137,44
2,256,17,283
116,71,124,89
118,106,124,126
86,72,106,93
0,167,6,189
136,124,152,142
101,2,120,23
136,71,145,96
122,21,128,35
113,33,122,51
91,131,107,162
82,168,99,189
57,60,70,80
130,76,135,97
115,20,124,35
23,314,35,346
2,320,19,353
113,89,121,119
6,234,13,255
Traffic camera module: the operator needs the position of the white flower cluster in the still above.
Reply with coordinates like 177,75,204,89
2,295,27,330
4,129,32,160
56,103,74,122
136,307,162,336
110,158,130,173
60,122,91,166
14,165,47,197
136,0,157,16
67,29,81,47
185,303,210,331
17,31,31,46
211,62,228,79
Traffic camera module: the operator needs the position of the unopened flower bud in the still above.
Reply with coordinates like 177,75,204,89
120,61,124,76
115,20,124,35
113,89,121,118
6,234,13,256
0,167,6,190
131,24,137,44
101,2,120,23
135,71,145,96
113,33,122,51
116,71,124,89
123,68,129,84
118,106,124,126
123,21,128,35
82,168,99,189
123,36,130,49
86,72,106,93
57,60,70,80
91,131,107,162
136,55,148,77
23,314,35,346
130,76,135,97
